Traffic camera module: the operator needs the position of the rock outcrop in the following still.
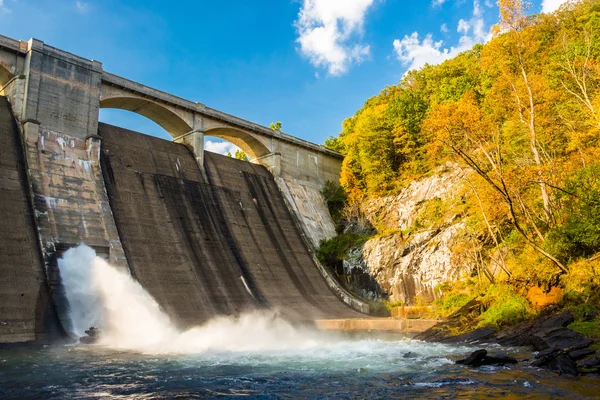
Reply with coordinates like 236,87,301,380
342,163,472,304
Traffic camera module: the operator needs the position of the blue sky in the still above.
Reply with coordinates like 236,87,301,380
0,0,568,154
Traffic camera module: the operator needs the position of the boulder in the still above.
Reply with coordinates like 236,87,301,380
535,348,559,359
447,327,496,344
568,348,596,360
532,352,578,376
456,349,518,367
80,326,101,345
581,356,600,369
415,299,482,342
456,349,487,366
531,328,591,351
539,311,574,330
492,307,567,347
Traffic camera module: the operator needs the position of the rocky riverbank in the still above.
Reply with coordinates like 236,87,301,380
416,302,600,377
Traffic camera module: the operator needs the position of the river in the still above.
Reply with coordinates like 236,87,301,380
0,245,597,399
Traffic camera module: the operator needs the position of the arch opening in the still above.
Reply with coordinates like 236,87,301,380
204,136,248,161
204,127,270,161
99,108,173,141
100,96,192,137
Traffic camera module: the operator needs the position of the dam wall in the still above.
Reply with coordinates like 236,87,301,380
100,124,364,327
0,35,369,343
0,96,63,342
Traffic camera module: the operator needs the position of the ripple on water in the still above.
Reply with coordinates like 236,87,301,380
1,338,599,399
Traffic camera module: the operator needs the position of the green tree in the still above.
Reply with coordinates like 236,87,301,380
269,121,282,131
234,149,249,161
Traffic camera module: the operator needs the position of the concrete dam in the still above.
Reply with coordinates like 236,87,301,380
0,35,368,343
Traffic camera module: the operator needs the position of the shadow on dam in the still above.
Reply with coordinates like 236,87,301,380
98,123,364,328
0,96,65,343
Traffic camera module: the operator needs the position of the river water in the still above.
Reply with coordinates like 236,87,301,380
0,245,598,399
1,338,599,399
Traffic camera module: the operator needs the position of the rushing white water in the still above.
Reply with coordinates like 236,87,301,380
58,245,329,353
58,244,470,367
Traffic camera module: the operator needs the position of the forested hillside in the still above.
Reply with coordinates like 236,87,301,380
322,0,600,331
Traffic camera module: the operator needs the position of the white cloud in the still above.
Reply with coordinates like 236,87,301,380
204,140,240,156
75,1,88,13
0,0,11,14
393,0,490,73
432,0,448,6
541,0,570,13
440,23,449,33
457,19,470,34
295,0,375,76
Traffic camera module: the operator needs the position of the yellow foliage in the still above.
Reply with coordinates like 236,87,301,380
562,258,600,293
330,0,600,288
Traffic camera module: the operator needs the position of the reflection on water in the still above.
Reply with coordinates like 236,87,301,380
0,338,598,399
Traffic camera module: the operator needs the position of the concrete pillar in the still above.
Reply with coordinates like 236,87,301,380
174,130,205,167
253,152,281,177
190,130,204,167
20,37,103,138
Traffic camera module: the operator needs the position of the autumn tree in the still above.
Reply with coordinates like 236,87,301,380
490,0,555,225
328,0,600,280
424,90,568,273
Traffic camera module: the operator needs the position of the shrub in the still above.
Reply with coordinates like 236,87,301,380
383,299,404,310
316,233,370,274
320,181,348,233
561,258,600,295
415,197,445,229
369,301,391,317
434,293,473,318
568,319,600,340
477,284,535,329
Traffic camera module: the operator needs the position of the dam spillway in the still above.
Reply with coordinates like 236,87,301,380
0,93,364,343
99,123,363,326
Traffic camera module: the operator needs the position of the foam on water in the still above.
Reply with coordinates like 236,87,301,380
58,244,467,365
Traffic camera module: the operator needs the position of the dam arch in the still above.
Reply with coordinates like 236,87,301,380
204,127,271,161
99,96,192,137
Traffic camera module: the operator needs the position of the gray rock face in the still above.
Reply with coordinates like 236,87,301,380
342,163,472,304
